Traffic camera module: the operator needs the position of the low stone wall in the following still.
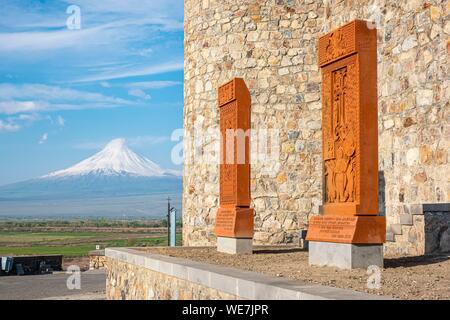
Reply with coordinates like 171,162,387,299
107,257,235,300
384,203,450,256
105,247,387,300
89,250,106,270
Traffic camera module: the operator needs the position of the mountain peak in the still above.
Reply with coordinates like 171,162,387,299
104,138,127,151
43,138,181,178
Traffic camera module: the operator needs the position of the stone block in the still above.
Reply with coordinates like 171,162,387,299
423,203,450,212
210,272,238,295
390,224,403,235
309,241,384,269
399,214,413,226
217,237,252,254
386,232,395,242
410,204,423,215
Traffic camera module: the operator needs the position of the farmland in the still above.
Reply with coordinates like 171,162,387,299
0,219,181,257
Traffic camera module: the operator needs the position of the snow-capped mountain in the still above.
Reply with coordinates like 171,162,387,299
44,138,180,178
0,139,182,217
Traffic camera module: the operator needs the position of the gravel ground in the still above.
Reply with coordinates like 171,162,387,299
143,246,450,300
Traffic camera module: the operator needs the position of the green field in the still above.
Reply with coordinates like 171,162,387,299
0,230,182,257
0,231,118,243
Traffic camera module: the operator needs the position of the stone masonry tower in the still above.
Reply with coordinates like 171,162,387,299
183,0,450,256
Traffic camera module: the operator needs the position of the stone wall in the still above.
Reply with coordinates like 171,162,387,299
105,247,383,300
183,0,450,254
106,257,236,300
89,250,106,270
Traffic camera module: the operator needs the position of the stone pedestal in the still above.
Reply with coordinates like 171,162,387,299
309,241,383,269
217,237,253,254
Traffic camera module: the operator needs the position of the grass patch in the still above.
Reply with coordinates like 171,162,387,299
0,231,119,243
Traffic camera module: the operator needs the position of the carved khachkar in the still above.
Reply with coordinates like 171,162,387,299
307,20,385,244
215,78,253,239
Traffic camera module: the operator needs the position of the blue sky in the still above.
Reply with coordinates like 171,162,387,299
0,0,184,185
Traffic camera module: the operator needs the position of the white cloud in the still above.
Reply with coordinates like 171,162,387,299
74,135,170,150
137,48,153,57
39,133,48,144
0,3,65,31
0,83,133,115
0,1,184,103
0,100,133,115
0,83,126,102
0,0,183,54
13,114,41,122
73,61,183,83
61,0,184,19
128,89,151,100
0,101,38,114
0,113,43,133
126,81,181,89
57,115,65,127
0,119,21,132
128,136,170,147
0,26,108,52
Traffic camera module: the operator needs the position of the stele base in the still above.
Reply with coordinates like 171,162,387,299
309,241,383,270
217,237,253,255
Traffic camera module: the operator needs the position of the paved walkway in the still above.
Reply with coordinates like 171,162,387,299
0,270,106,300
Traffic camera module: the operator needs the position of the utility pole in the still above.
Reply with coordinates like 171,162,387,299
167,197,171,246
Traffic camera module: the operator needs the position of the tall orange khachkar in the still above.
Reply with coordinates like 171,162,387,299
215,78,254,254
306,20,386,269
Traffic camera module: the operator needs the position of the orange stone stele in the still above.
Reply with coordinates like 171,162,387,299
306,20,386,244
215,78,254,239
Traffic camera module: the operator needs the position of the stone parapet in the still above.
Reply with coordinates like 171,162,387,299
105,247,390,300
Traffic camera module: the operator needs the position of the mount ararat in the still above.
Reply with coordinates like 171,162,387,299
0,139,182,218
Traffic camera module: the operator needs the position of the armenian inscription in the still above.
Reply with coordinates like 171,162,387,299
215,209,235,233
308,216,356,242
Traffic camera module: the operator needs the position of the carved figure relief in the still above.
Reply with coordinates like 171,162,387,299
218,80,235,106
323,62,358,204
326,29,347,62
319,22,356,66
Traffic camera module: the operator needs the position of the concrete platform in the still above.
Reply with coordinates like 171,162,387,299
217,237,252,254
309,241,383,269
